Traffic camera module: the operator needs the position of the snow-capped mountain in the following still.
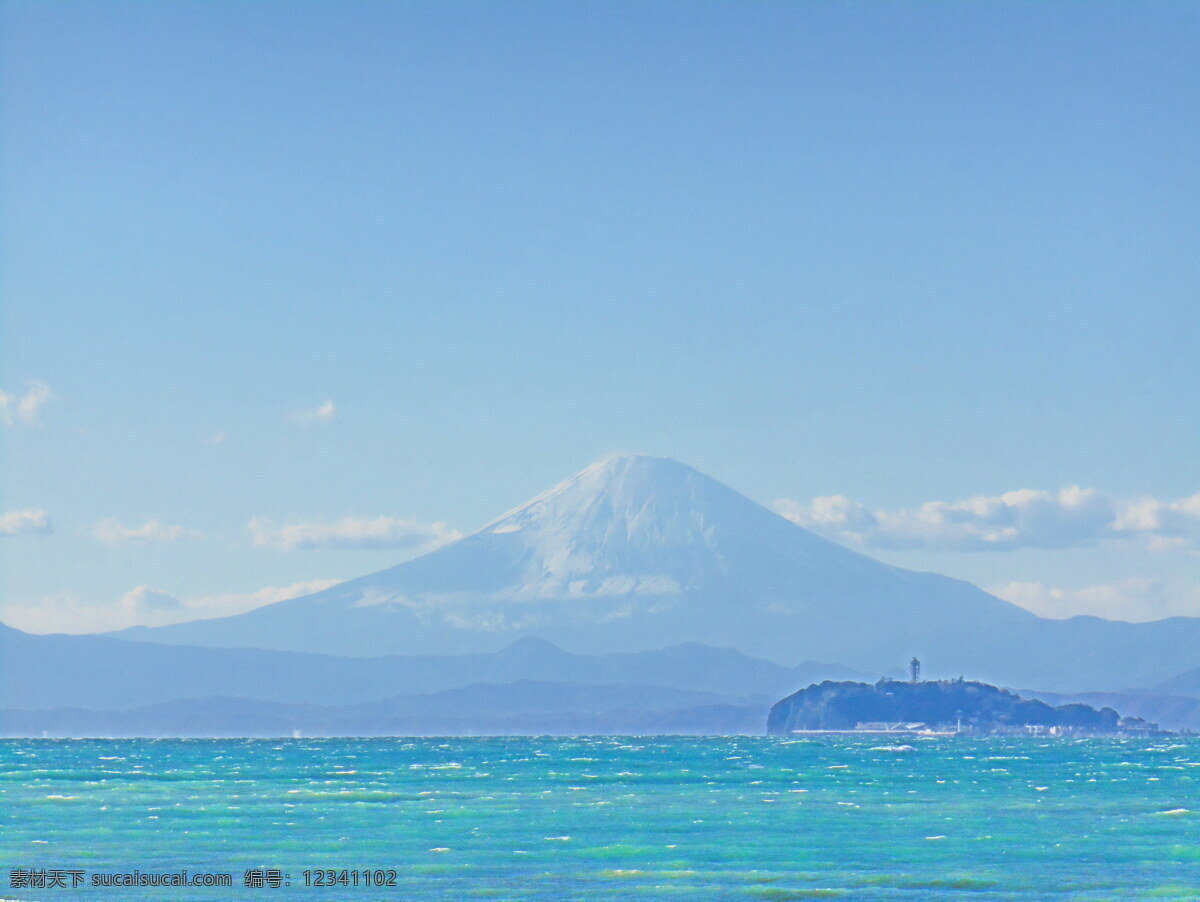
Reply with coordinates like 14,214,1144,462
117,456,1200,691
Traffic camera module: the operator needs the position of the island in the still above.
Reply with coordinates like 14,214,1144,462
766,677,1164,737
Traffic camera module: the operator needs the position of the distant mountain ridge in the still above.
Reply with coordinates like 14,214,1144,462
1155,664,1200,697
0,680,771,738
110,456,1200,692
0,624,863,712
8,620,1200,737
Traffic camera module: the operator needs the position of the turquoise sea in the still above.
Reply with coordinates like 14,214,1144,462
2,737,1198,900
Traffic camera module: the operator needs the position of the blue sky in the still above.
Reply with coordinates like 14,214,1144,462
2,0,1197,632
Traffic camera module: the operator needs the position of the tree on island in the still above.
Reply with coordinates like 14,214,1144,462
765,677,1157,736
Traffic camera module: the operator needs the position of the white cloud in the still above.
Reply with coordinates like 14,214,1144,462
205,431,227,444
0,509,52,536
1111,493,1200,552
180,578,342,622
119,585,188,616
92,518,202,543
1,586,188,634
775,485,1200,553
990,579,1200,622
1,578,341,634
774,495,876,543
249,515,461,551
0,381,53,426
209,578,341,609
289,400,336,424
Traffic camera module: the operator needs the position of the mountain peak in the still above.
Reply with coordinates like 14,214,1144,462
425,453,891,609
471,455,779,594
485,455,702,525
585,453,692,474
118,456,1041,671
495,636,573,660
484,455,728,530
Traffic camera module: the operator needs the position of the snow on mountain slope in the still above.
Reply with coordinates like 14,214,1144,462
360,454,895,601
113,456,1200,691
117,458,1020,649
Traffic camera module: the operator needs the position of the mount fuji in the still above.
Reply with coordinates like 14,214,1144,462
117,456,1200,692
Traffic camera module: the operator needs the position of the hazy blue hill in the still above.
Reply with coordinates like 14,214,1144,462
0,623,860,712
1155,664,1200,697
109,457,1200,692
366,679,763,715
9,614,1199,735
0,681,770,738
